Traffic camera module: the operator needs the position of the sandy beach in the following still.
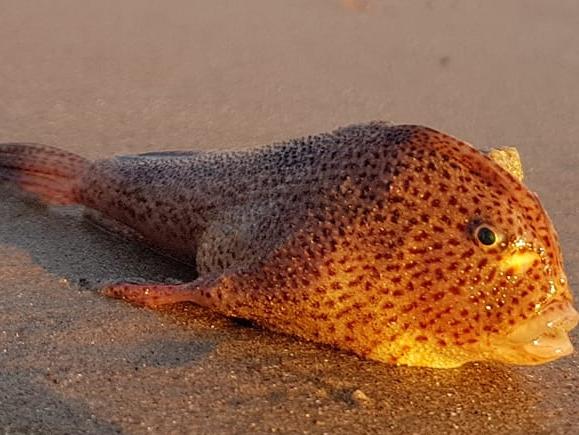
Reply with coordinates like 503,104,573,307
1,1,578,433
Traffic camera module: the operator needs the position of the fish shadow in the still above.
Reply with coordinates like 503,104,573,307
0,187,197,285
117,338,216,369
0,369,122,434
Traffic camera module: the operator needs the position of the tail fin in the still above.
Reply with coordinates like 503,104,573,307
0,143,89,205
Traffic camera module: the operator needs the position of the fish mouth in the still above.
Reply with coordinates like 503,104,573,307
489,301,579,365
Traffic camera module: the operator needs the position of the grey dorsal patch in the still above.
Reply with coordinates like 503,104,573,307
119,150,203,160
332,120,394,137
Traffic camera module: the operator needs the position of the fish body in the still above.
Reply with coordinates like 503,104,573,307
1,122,577,368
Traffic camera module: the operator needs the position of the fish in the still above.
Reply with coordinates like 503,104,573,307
1,121,577,368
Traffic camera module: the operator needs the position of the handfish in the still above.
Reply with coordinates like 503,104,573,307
1,121,577,368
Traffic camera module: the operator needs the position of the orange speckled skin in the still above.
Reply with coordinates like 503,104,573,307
1,122,575,367
73,122,573,367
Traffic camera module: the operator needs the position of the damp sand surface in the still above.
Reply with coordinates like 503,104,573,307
1,1,578,433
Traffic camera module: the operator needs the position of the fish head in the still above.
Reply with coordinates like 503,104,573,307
369,126,577,367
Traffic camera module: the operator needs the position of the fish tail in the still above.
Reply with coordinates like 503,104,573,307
0,143,90,205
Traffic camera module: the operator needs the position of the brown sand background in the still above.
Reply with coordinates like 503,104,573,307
1,1,578,433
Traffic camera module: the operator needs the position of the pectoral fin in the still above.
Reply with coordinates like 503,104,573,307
101,274,227,308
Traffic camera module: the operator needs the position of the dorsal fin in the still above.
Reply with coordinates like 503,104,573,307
483,147,524,181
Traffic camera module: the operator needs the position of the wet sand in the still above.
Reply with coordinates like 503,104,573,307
1,1,578,433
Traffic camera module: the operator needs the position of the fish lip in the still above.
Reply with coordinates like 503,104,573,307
491,301,579,364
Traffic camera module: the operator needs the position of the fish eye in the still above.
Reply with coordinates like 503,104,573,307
475,225,497,246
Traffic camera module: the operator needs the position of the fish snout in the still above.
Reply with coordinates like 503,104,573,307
490,301,579,365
